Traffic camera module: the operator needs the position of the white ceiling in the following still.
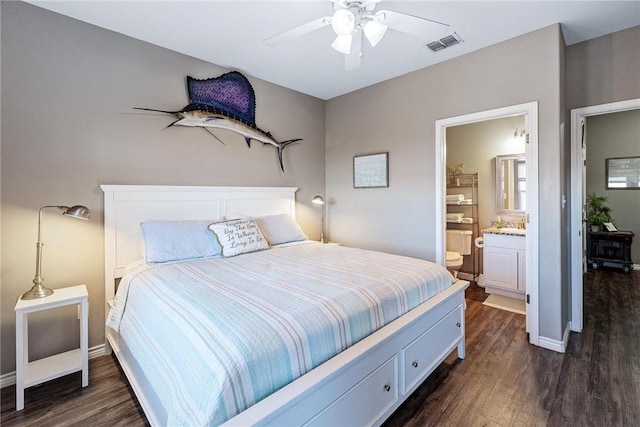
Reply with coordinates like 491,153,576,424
27,1,640,100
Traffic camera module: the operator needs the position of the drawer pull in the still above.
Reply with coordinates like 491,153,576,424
412,361,419,368
456,322,461,327
384,384,391,392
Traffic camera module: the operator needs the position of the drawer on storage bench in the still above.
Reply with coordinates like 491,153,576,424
402,305,463,393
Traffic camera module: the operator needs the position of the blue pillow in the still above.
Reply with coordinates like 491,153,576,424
141,220,222,263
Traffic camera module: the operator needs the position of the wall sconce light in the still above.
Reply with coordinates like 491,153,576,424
21,205,91,300
312,195,325,243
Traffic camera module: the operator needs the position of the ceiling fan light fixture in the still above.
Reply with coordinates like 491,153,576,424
362,19,387,47
331,33,352,54
331,8,356,36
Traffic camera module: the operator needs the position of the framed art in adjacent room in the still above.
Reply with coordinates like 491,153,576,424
606,156,640,189
354,152,389,188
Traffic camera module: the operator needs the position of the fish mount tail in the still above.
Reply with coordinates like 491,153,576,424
275,138,303,173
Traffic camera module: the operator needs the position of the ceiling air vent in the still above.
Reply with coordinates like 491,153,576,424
423,32,464,53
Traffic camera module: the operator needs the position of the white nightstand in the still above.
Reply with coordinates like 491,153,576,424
14,284,88,411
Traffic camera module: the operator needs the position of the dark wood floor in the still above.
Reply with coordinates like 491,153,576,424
2,269,638,426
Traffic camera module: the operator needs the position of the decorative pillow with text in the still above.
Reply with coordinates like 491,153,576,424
208,218,269,257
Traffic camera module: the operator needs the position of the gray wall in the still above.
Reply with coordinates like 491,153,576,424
1,2,326,375
326,25,567,341
586,110,640,261
566,26,640,111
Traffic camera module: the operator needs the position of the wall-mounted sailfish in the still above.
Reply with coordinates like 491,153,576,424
135,71,302,172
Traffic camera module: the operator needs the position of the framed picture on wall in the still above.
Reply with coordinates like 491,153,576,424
606,157,640,189
354,152,389,188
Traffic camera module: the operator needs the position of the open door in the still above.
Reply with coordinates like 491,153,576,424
524,114,532,335
581,121,588,275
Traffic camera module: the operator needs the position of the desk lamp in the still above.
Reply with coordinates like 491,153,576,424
21,205,91,300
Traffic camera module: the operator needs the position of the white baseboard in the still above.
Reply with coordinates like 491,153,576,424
1,344,106,389
457,271,476,281
89,344,106,359
538,322,571,353
634,264,640,271
0,372,16,389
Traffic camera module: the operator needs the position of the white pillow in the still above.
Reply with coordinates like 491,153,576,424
140,219,223,263
256,214,308,245
208,218,269,257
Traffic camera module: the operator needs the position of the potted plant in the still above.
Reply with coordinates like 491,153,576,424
586,193,612,232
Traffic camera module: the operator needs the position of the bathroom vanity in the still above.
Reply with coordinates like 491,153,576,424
482,228,526,300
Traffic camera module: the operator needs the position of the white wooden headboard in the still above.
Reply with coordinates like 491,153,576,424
100,185,298,301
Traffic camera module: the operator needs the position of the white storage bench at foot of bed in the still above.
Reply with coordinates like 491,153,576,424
223,280,467,426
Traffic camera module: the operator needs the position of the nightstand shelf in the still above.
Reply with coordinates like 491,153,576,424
14,284,88,411
23,349,83,387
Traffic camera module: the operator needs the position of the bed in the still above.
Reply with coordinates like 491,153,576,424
102,185,468,426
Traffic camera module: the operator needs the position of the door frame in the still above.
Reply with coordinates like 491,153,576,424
435,101,539,346
570,98,640,332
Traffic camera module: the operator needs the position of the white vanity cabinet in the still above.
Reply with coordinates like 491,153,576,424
483,231,526,299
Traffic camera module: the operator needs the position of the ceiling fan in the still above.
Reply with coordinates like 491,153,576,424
264,0,456,70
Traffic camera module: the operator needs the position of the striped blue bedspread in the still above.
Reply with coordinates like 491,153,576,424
107,242,455,426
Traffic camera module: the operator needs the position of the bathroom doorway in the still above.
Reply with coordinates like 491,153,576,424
445,115,527,283
435,102,540,346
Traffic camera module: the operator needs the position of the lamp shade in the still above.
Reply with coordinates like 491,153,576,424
63,205,91,220
331,34,352,55
363,19,387,47
331,8,355,36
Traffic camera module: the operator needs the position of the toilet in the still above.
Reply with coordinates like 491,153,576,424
446,229,473,278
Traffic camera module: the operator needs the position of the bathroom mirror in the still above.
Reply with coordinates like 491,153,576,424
495,153,526,214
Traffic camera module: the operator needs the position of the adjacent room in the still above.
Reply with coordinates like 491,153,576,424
2,1,639,425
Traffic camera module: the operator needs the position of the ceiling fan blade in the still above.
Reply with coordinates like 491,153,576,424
264,16,332,46
377,9,449,39
345,30,362,71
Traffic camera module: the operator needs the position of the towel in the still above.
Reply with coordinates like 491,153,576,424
446,194,465,201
